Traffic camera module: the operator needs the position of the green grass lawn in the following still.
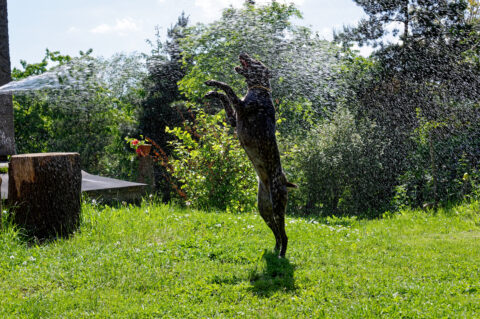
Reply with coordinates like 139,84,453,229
1,200,479,318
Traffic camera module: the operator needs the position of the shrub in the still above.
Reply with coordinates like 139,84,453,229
393,106,480,208
12,51,144,179
287,106,388,216
166,105,257,213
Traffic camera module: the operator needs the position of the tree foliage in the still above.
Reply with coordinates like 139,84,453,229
13,50,143,177
140,13,189,147
12,1,479,215
178,1,345,134
139,13,190,199
287,106,387,216
336,0,472,47
167,1,396,215
166,106,257,212
336,0,480,208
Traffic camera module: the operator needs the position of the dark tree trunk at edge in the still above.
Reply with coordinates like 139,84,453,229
0,0,15,158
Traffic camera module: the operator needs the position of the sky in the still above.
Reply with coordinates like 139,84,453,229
7,0,367,69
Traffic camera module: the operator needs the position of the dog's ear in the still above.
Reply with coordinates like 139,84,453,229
264,68,272,79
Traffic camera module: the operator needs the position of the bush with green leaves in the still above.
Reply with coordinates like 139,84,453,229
12,50,144,179
166,105,257,213
335,0,480,210
393,106,480,209
287,106,388,216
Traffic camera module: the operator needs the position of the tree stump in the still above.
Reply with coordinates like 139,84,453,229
8,153,81,239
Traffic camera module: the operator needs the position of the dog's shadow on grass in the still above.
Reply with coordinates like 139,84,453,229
248,250,296,296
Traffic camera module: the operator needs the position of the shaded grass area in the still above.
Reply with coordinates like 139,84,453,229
1,200,480,318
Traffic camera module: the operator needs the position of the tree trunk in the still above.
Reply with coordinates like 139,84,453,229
0,0,15,158
8,153,81,239
428,131,438,207
403,0,409,43
137,154,155,194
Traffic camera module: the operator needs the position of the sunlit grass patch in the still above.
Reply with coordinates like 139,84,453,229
0,200,479,318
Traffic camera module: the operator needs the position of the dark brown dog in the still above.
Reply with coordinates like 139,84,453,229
205,53,296,257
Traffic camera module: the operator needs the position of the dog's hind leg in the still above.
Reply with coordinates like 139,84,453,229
271,182,288,257
258,180,281,251
205,91,237,127
276,210,288,258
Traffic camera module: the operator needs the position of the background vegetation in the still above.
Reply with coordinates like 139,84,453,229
2,1,480,317
11,0,480,217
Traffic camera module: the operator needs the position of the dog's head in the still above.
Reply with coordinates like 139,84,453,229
235,53,271,89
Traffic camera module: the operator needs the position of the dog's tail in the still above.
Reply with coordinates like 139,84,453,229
286,181,298,189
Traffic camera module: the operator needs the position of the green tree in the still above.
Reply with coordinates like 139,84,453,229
464,0,480,63
394,107,480,208
178,1,345,135
166,2,377,214
287,106,387,216
11,50,73,154
337,0,480,208
12,49,72,80
337,0,471,47
139,13,190,200
12,50,143,178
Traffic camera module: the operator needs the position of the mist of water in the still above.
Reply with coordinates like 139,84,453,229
0,66,81,95
2,1,478,214
0,53,147,97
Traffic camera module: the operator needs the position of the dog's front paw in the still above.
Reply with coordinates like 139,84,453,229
204,80,215,86
204,91,217,99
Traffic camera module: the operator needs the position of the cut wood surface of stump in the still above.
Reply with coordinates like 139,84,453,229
8,153,81,239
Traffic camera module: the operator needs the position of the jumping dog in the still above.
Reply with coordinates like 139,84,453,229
205,53,296,257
